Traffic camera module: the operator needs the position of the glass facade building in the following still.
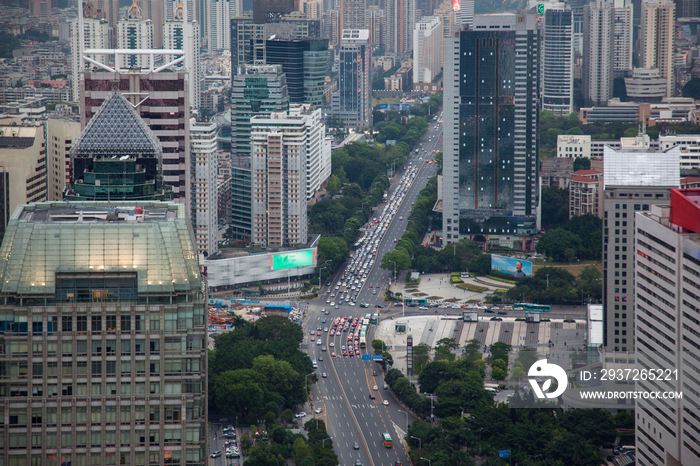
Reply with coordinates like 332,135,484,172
0,201,208,466
442,13,539,248
265,38,329,106
69,90,170,201
230,65,289,240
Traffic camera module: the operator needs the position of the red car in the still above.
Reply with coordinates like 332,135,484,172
331,352,336,357
355,350,360,355
342,351,348,357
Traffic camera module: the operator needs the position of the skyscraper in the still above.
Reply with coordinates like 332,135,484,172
634,190,700,466
441,12,539,248
602,138,679,351
0,200,208,466
613,0,633,73
47,117,81,201
583,0,614,105
365,6,386,47
331,29,372,128
230,65,290,240
71,0,110,102
341,0,367,36
208,0,237,51
250,111,310,247
0,122,47,238
413,16,441,84
640,0,675,98
190,120,219,256
70,90,169,201
117,3,154,70
164,2,202,110
541,6,574,115
265,38,329,106
386,0,405,53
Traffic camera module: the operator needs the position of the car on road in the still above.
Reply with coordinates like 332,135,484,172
497,311,507,315
354,442,360,450
330,302,335,306
211,451,222,458
393,239,397,242
321,373,327,378
295,412,306,418
315,407,324,413
331,352,336,357
321,346,327,351
322,318,326,323
369,394,376,399
373,385,378,390
325,309,330,315
324,327,328,332
335,304,339,309
484,309,494,314
356,460,362,466
317,339,322,345
418,306,429,310
399,216,403,220
329,342,334,347
383,400,389,406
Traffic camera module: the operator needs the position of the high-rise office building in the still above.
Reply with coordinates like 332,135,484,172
331,29,372,128
613,0,633,73
541,6,574,115
634,189,700,466
640,0,675,98
250,112,309,247
117,3,154,70
47,117,81,201
442,13,539,248
454,0,474,27
323,9,341,47
190,120,219,257
0,122,47,238
230,13,321,75
265,38,329,106
677,0,699,17
164,2,202,110
583,0,614,105
230,65,289,240
413,16,441,84
365,6,386,47
0,200,208,466
70,1,111,102
139,0,166,48
70,90,170,201
81,71,191,206
301,0,323,19
386,0,405,53
602,139,679,351
341,0,367,36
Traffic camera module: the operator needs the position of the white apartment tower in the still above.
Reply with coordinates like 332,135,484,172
342,0,367,32
613,0,633,73
634,191,700,466
542,6,574,115
164,2,202,110
190,119,219,257
250,112,309,248
208,0,240,51
117,2,154,69
413,16,442,84
583,0,614,105
288,104,331,202
640,0,676,98
70,1,110,102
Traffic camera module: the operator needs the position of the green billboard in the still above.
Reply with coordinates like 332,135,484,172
271,250,315,270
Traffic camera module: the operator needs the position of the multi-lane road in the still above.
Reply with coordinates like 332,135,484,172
302,115,444,466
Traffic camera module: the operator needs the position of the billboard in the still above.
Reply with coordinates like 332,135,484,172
453,0,460,11
491,254,532,278
271,250,315,270
463,311,478,322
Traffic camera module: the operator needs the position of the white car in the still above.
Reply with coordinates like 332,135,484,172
383,400,389,406
295,412,307,418
317,339,322,345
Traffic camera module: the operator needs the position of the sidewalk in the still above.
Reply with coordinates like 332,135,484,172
389,272,491,302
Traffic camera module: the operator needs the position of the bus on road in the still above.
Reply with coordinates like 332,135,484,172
382,433,393,448
371,314,379,324
514,303,551,312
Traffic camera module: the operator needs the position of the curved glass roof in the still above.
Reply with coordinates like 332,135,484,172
0,201,201,295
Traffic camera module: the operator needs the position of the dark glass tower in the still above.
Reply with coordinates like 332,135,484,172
265,38,329,106
442,12,539,249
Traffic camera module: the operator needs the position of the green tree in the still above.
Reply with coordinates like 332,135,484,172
683,78,700,99
491,359,506,372
511,365,526,380
491,367,506,380
326,174,341,196
371,339,386,353
573,157,591,171
516,348,539,371
565,247,576,264
536,228,583,262
282,408,294,424
381,248,411,277
211,369,265,416
342,183,363,199
540,187,569,229
292,437,309,464
413,343,431,375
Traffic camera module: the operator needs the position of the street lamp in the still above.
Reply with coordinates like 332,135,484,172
398,409,409,431
319,265,329,290
322,437,332,448
410,435,422,450
420,457,431,466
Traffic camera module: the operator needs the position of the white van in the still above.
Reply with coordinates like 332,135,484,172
485,388,497,395
312,360,318,369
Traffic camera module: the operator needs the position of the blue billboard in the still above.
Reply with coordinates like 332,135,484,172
491,254,532,278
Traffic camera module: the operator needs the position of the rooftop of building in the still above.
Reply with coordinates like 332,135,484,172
0,201,201,295
570,175,599,183
0,125,39,148
573,169,601,176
